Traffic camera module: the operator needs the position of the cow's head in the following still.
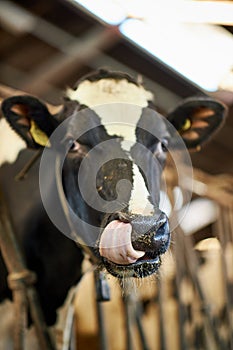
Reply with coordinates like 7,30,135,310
1,69,226,279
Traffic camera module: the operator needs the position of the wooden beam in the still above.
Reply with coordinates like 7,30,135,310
0,83,61,114
165,163,233,209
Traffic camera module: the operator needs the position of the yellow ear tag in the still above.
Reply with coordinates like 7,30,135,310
180,118,191,132
30,120,50,147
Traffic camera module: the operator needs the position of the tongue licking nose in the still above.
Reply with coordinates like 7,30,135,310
99,220,145,265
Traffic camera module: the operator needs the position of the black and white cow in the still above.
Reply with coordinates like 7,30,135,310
0,69,226,326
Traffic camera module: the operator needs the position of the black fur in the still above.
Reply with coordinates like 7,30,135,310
0,70,227,324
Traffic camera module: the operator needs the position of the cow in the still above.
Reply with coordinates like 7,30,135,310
0,69,226,330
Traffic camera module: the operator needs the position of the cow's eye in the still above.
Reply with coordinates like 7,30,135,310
65,137,80,152
152,139,169,157
156,138,169,154
161,138,169,152
69,140,80,152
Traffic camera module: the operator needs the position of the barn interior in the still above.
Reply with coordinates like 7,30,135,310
0,1,232,349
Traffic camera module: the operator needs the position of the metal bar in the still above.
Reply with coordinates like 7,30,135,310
173,229,190,350
122,293,134,350
157,275,168,350
0,192,27,273
95,301,109,350
12,288,27,350
15,150,42,181
215,207,233,349
134,300,151,350
94,270,109,350
27,288,57,350
179,224,229,350
0,188,56,350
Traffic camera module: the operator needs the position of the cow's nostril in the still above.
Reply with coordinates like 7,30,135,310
131,214,170,254
151,221,170,254
155,220,170,240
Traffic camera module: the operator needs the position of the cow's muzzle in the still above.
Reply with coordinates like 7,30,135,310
99,211,170,278
130,212,170,254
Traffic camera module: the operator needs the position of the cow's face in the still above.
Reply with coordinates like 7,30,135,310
1,70,227,279
61,76,173,278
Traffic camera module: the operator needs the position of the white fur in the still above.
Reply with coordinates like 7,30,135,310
0,118,26,166
68,79,153,151
129,164,154,215
67,79,153,215
67,78,153,107
92,103,144,151
68,78,154,212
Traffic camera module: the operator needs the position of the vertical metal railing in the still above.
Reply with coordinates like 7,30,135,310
0,188,56,350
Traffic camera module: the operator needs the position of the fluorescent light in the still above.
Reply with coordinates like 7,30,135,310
73,0,126,25
179,1,233,26
120,19,233,91
71,0,233,91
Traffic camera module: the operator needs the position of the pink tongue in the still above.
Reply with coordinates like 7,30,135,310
99,220,145,265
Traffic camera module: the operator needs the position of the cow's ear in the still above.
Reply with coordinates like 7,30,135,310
167,97,227,150
1,95,59,148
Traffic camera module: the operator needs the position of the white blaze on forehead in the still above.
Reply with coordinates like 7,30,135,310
67,78,154,152
68,77,155,215
93,104,142,151
0,119,26,166
67,78,153,107
129,164,154,215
